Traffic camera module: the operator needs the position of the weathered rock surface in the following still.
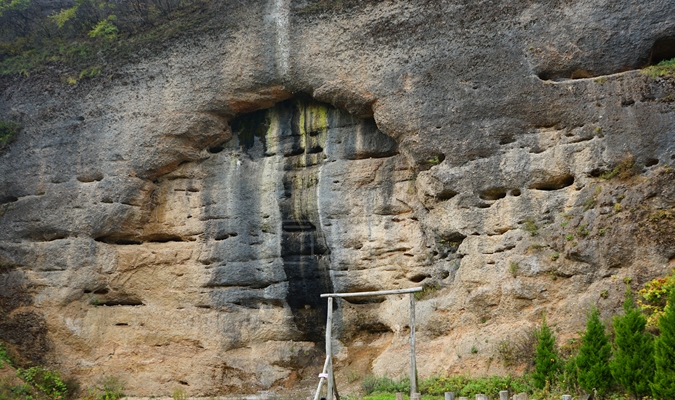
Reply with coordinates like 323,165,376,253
1,0,675,396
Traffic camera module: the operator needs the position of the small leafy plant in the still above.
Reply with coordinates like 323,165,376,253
642,57,675,78
523,218,538,236
16,367,67,400
0,120,20,148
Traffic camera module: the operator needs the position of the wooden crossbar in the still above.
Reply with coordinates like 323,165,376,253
318,286,423,400
320,287,423,298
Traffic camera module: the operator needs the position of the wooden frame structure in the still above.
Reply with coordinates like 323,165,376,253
313,287,424,400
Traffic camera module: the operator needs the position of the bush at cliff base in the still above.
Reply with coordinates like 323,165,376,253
532,314,560,389
652,289,675,399
576,307,612,396
610,287,653,398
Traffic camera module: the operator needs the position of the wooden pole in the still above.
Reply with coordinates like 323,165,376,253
326,296,334,400
313,356,331,400
409,292,418,397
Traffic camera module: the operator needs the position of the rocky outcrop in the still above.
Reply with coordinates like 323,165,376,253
1,0,675,395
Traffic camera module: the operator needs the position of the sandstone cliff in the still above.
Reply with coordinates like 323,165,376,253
1,0,675,396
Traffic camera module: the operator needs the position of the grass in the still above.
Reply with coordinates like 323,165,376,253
522,218,538,236
509,262,519,277
642,57,675,78
600,154,637,180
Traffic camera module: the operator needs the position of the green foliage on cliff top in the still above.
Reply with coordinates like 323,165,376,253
0,0,215,77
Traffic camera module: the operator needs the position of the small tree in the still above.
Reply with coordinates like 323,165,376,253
533,313,560,389
652,289,675,399
610,287,654,399
577,307,613,396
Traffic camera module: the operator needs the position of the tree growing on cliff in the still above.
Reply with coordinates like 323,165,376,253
576,307,612,396
533,313,560,389
610,287,654,399
652,289,675,399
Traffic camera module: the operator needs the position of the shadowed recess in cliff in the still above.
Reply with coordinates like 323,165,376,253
221,98,399,342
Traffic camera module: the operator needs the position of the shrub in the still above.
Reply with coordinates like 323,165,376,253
638,270,675,327
496,328,538,370
420,375,534,398
0,120,19,148
576,307,612,396
0,343,10,368
16,367,67,400
523,218,538,236
610,287,654,398
600,154,637,180
99,376,124,400
89,15,118,39
652,289,675,399
361,375,409,395
532,314,560,389
642,57,675,78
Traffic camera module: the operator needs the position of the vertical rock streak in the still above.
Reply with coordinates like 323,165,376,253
273,0,291,78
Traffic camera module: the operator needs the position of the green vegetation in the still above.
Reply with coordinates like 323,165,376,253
638,270,675,327
0,343,10,368
358,280,675,399
533,314,560,389
652,289,675,399
601,154,637,180
581,197,596,211
16,367,67,400
362,375,410,395
0,120,19,148
496,329,538,369
610,287,653,398
550,252,559,261
362,375,534,399
642,57,675,78
576,308,612,396
523,218,538,236
172,388,187,400
0,0,215,77
509,262,519,277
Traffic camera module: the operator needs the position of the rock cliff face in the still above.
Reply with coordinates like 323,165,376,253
1,0,675,395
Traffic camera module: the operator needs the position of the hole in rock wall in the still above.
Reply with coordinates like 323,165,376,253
215,97,401,342
537,37,675,81
650,37,675,65
529,174,575,191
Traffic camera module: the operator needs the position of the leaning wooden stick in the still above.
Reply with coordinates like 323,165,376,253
313,356,331,400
